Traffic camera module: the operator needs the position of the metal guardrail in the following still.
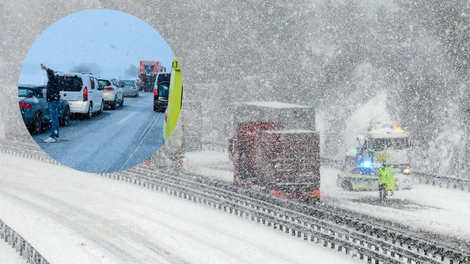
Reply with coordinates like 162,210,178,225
121,166,470,264
0,220,49,264
1,140,470,263
412,172,470,192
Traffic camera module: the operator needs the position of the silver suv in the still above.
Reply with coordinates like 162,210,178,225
98,78,124,110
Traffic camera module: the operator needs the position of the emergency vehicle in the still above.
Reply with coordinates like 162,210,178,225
162,57,184,169
338,122,413,191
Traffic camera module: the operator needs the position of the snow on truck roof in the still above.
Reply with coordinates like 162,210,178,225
366,128,409,138
263,129,316,134
239,101,313,109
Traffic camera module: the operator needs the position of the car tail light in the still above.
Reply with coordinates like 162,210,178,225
83,86,88,102
104,87,114,91
154,89,158,96
133,86,136,89
19,102,34,108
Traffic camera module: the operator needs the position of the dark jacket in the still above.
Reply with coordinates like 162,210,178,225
46,68,61,102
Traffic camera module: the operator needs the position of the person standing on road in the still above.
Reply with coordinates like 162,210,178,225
386,164,395,196
41,64,61,143
377,163,390,200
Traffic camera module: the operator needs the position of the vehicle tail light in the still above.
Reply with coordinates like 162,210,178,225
154,89,158,96
164,111,167,122
83,86,88,102
133,86,136,89
312,189,321,198
104,87,114,91
19,102,34,108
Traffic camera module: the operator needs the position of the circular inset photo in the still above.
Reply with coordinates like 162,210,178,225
18,9,182,173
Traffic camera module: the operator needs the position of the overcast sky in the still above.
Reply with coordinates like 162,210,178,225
19,9,173,85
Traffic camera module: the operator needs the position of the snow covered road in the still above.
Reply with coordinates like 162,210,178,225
0,153,363,264
31,92,164,174
185,150,470,251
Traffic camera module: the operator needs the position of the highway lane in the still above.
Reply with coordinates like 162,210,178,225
32,92,164,173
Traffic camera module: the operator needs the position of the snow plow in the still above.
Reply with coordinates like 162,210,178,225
228,102,320,202
139,61,166,92
339,122,413,191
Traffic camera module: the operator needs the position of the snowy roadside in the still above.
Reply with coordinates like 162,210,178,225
0,153,364,264
0,238,27,264
183,151,234,182
183,150,470,250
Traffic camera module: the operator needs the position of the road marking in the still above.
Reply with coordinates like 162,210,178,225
117,112,137,124
119,112,162,171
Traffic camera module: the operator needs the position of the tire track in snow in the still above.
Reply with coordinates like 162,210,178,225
0,184,189,264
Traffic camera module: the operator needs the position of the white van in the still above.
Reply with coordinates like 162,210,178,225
56,72,104,119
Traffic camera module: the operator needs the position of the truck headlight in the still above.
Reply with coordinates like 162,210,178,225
404,166,410,174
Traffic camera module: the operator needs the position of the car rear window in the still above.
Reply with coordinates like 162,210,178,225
98,80,111,88
18,88,33,97
157,83,170,98
157,74,171,83
58,76,83,91
120,80,134,85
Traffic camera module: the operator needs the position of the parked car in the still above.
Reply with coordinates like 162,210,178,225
120,79,139,97
56,72,104,119
98,78,124,109
153,72,171,112
18,84,70,134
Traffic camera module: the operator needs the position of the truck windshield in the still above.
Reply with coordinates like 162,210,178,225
370,137,409,151
144,65,155,73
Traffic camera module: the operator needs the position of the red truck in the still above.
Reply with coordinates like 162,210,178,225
139,61,166,92
228,102,320,202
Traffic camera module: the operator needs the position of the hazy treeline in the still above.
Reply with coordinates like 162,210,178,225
151,0,470,176
2,0,469,176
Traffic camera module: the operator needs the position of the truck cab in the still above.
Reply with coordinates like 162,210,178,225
358,124,411,175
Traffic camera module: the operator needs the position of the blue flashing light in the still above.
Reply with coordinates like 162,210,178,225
360,159,372,169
